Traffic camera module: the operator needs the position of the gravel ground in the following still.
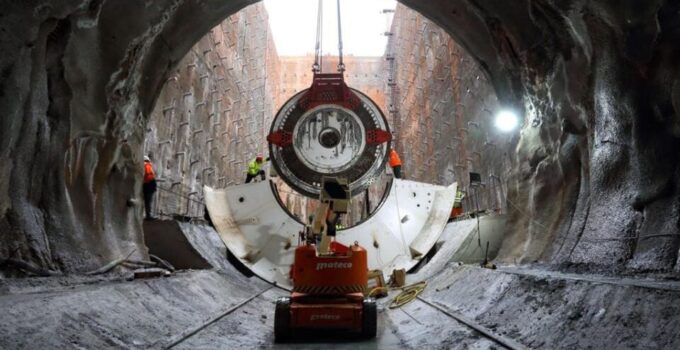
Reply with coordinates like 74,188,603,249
2,222,679,349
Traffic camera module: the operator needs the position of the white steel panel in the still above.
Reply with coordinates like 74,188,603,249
204,179,457,288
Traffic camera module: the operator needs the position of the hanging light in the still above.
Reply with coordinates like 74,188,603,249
494,110,519,132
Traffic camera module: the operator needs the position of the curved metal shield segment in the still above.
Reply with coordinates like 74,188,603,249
204,180,457,289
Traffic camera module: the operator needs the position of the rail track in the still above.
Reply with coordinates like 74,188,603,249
163,286,275,349
161,283,529,350
415,296,529,350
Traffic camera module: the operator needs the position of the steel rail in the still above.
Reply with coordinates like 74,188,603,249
416,296,530,350
163,286,273,349
495,266,680,293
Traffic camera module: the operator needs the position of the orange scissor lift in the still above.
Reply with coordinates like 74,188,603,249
274,178,377,341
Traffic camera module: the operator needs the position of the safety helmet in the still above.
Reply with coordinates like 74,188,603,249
256,154,263,161
144,156,151,162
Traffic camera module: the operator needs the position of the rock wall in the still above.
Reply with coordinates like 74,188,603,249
279,55,387,110
484,1,680,272
0,0,155,273
2,0,679,275
144,3,280,219
385,4,512,213
399,0,680,272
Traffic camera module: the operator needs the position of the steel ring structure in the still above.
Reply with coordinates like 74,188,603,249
267,74,391,198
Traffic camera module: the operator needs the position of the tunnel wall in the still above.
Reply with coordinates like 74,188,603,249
385,4,512,214
399,0,680,272
278,55,387,110
0,0,156,273
494,1,680,272
0,0,264,273
2,0,679,274
143,3,280,219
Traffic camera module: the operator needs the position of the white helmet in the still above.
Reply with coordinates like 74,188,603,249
144,156,151,162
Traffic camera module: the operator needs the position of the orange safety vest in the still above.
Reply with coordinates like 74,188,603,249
144,161,156,183
389,149,402,167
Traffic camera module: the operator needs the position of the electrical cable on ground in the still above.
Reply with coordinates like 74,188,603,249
368,286,389,298
149,254,176,272
389,281,427,309
85,249,137,275
0,258,62,277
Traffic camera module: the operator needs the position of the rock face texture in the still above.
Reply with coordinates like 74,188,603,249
279,55,387,111
385,4,511,213
143,3,279,219
397,0,680,272
1,0,679,275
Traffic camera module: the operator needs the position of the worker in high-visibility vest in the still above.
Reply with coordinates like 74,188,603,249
454,190,465,207
450,190,465,218
245,154,269,183
143,156,157,220
389,149,403,179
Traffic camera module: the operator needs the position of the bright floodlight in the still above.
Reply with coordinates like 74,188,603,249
494,110,519,132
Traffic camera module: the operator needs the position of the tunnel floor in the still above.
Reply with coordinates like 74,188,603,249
2,262,680,349
167,287,503,350
1,221,680,349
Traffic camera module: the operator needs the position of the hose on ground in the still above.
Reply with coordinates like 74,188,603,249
0,258,62,277
149,254,176,272
368,286,389,298
85,249,136,275
389,281,427,309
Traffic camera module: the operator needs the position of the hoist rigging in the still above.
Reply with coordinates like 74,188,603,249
312,0,345,73
203,1,458,344
267,0,391,341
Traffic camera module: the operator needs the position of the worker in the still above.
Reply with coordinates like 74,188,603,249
389,148,403,179
450,190,465,219
245,154,269,183
143,156,157,220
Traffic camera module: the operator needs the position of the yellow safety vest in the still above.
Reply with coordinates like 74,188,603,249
247,159,261,175
453,191,465,207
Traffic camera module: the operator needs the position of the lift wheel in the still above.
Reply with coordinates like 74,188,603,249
362,297,377,339
274,297,291,342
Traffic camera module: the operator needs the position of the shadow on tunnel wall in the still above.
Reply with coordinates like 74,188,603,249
143,220,212,270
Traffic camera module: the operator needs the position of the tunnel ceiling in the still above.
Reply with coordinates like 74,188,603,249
1,0,679,273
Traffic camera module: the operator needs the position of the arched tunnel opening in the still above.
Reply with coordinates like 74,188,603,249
1,1,680,349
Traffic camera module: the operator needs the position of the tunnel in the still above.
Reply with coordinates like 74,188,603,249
1,0,680,349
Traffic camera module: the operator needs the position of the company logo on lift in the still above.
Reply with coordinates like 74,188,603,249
310,314,341,321
316,262,353,271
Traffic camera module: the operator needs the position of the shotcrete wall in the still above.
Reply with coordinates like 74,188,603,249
396,0,680,272
143,3,280,219
279,55,387,110
1,0,679,276
385,4,512,214
476,2,680,272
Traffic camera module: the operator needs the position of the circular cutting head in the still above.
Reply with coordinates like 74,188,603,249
268,87,390,198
